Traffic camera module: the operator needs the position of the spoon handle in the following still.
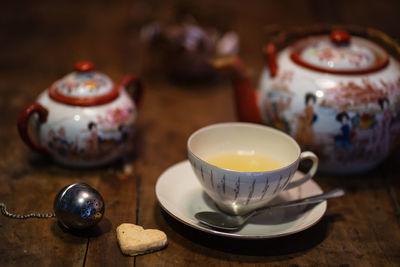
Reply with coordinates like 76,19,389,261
250,188,344,217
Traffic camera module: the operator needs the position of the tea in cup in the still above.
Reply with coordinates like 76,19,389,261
187,122,318,215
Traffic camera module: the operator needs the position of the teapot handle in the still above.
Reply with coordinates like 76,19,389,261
263,43,278,77
121,75,144,107
17,103,49,155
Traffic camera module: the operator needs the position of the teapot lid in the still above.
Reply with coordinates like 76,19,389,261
290,31,389,74
49,61,119,106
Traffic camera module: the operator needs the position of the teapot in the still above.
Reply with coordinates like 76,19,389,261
17,61,143,167
140,20,239,82
214,30,400,174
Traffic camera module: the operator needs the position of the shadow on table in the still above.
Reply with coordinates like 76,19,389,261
50,217,112,240
158,207,343,259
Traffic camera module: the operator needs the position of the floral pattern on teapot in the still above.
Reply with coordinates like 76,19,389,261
46,103,135,162
301,41,376,70
54,71,113,97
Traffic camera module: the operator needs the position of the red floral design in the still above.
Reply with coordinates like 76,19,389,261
320,77,400,111
316,48,371,68
97,103,134,128
270,70,294,93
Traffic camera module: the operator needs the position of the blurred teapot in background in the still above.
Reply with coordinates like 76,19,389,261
140,19,239,82
17,61,143,167
214,27,400,175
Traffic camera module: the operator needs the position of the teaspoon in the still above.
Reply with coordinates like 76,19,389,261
195,188,344,231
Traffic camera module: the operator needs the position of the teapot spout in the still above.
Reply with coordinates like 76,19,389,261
212,56,263,124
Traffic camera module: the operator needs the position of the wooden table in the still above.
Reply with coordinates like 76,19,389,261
1,0,400,266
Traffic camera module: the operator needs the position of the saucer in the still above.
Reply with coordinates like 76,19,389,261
155,160,327,239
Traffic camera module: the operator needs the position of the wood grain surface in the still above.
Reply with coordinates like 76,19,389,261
1,0,400,266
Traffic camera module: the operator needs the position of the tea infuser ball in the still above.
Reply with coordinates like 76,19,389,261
54,183,105,230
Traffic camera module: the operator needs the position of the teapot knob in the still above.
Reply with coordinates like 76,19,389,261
330,30,350,46
75,61,94,72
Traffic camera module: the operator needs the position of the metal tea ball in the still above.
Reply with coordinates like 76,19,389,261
54,183,105,230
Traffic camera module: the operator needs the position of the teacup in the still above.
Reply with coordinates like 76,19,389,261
187,122,318,215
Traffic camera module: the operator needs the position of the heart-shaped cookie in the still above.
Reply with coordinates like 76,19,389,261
116,223,168,256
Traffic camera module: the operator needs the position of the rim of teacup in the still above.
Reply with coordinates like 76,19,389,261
187,122,301,174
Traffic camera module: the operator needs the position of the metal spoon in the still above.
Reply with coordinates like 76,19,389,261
195,188,344,231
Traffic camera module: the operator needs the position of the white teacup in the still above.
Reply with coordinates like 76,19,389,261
187,122,318,215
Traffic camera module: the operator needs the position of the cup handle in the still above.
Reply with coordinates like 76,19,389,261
284,151,318,190
17,103,49,155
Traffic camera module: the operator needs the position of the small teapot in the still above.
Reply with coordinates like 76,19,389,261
214,30,400,174
17,61,143,167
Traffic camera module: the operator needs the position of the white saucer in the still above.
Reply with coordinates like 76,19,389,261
155,160,327,239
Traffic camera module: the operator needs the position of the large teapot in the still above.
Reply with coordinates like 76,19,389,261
214,30,400,174
17,61,143,167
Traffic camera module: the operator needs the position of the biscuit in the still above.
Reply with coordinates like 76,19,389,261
116,223,167,256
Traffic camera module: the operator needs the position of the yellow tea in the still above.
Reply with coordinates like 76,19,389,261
206,151,284,172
